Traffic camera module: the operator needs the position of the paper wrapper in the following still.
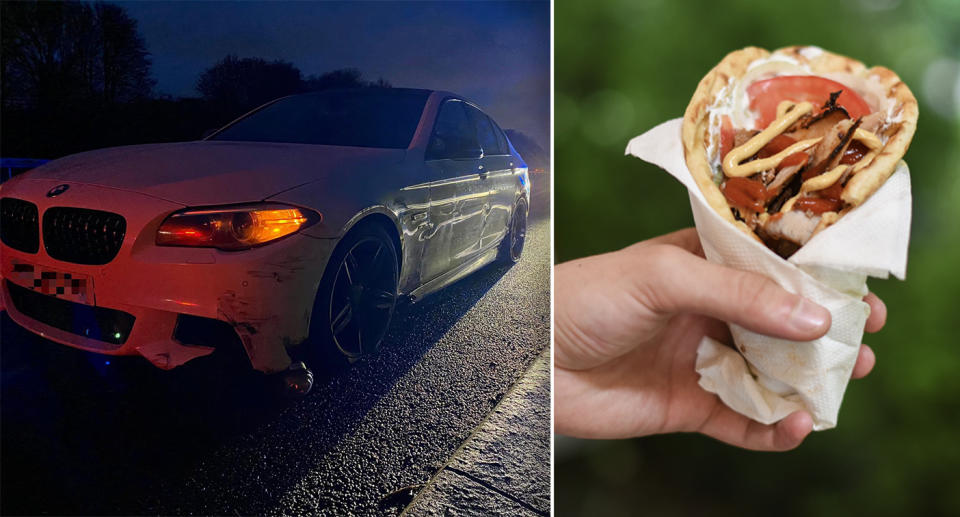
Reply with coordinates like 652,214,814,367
626,119,911,430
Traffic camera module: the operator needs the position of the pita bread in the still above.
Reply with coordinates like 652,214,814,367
681,46,918,242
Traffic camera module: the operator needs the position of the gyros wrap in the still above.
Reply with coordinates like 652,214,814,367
627,45,916,430
681,46,917,257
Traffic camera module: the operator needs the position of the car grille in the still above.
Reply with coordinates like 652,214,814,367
43,207,126,265
0,198,40,253
5,280,135,348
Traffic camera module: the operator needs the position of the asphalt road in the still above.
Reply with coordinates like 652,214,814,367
0,215,550,516
406,349,551,515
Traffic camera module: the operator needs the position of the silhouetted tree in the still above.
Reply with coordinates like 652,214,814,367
1,1,153,109
196,55,303,110
303,67,392,91
96,3,153,104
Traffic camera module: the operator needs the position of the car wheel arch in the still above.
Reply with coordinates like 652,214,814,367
513,194,529,221
338,210,404,278
303,219,400,369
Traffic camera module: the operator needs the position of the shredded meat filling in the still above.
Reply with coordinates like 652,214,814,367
801,90,849,129
716,94,884,256
807,117,862,177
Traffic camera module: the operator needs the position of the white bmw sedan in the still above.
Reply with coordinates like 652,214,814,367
0,88,529,385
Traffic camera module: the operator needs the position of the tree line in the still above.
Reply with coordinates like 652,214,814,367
0,1,545,170
1,1,153,109
0,1,391,158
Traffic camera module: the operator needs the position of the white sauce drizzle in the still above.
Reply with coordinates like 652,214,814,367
799,46,824,60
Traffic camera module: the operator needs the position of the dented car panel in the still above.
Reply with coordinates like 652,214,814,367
0,175,337,373
270,162,431,295
0,88,528,373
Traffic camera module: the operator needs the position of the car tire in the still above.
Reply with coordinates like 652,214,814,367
498,199,527,263
308,223,399,369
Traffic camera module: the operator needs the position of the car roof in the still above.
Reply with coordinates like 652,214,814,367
287,87,476,106
284,87,479,108
291,87,435,97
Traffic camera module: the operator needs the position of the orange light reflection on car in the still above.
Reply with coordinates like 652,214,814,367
249,209,308,242
156,206,312,249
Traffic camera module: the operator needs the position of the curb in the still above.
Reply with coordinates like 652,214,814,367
403,348,551,516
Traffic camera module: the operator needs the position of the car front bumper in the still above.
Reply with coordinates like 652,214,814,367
1,179,336,373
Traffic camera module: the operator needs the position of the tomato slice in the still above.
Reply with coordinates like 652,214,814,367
757,134,796,158
840,140,869,165
747,75,872,129
719,115,734,160
722,177,767,213
819,180,844,201
777,152,808,171
793,196,842,215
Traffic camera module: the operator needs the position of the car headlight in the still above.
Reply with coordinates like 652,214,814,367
156,203,320,250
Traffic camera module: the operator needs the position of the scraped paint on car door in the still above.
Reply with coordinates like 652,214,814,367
422,99,487,282
464,104,516,250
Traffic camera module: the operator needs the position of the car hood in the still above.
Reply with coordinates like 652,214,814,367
23,141,406,206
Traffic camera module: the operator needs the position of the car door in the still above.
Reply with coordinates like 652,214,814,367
421,99,487,282
464,104,515,250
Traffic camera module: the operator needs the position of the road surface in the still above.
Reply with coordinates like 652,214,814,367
0,216,550,515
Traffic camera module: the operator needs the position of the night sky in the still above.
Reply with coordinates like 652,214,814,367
122,1,550,149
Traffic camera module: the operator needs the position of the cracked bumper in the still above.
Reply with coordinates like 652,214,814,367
1,181,337,373
2,234,336,372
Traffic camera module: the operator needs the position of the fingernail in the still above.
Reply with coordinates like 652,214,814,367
789,297,830,333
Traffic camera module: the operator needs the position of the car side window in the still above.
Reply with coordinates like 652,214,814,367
464,105,502,156
491,118,509,156
426,100,478,160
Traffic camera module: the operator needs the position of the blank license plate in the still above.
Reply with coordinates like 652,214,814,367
9,262,93,305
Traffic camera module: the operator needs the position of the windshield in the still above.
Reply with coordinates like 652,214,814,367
210,89,429,149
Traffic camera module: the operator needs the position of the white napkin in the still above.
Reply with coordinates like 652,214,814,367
625,118,911,430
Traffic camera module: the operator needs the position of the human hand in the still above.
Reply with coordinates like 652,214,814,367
554,228,886,451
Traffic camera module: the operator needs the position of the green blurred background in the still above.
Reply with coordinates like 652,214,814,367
554,0,960,515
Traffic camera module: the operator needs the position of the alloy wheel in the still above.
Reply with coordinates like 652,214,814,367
510,206,527,261
328,237,397,359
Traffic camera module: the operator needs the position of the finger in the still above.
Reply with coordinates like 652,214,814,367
851,344,876,379
699,405,813,452
864,292,887,333
630,227,704,257
634,246,831,341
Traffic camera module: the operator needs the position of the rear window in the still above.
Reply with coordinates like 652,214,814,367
211,90,429,149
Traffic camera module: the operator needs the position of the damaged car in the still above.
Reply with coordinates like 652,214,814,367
0,88,529,393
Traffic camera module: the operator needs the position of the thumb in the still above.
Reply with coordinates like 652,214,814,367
630,245,831,341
